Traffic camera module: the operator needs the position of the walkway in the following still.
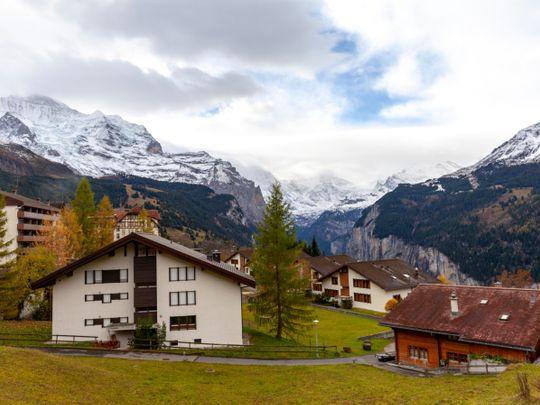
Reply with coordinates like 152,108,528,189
33,347,425,376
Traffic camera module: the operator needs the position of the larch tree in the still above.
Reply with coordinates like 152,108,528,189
249,183,312,340
42,206,83,267
94,196,115,248
72,178,96,254
0,246,56,319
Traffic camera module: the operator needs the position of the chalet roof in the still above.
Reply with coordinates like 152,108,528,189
31,233,255,289
382,284,540,351
0,189,60,212
336,259,438,292
306,254,355,278
114,206,161,222
224,247,254,262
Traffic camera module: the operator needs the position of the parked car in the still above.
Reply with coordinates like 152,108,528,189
376,352,396,362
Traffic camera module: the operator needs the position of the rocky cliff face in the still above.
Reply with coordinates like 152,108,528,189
346,206,476,284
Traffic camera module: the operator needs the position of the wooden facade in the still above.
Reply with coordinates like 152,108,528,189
394,329,532,368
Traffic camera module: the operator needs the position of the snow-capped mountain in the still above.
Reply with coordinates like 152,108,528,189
375,161,462,195
468,121,540,170
0,95,265,223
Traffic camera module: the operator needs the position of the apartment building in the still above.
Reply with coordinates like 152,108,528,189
31,233,255,347
113,206,160,240
312,258,438,312
0,190,60,263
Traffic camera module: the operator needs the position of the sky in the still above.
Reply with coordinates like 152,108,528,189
1,0,540,188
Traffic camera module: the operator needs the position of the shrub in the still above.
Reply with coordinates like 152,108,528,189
384,298,399,312
340,297,353,309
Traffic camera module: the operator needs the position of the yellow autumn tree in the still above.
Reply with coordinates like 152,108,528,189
94,196,115,249
0,246,56,319
384,298,399,312
438,274,451,285
136,208,154,233
43,206,83,267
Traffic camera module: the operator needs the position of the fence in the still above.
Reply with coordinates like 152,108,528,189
0,332,97,346
129,337,338,357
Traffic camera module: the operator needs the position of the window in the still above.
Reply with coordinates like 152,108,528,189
331,276,338,285
169,267,196,281
324,289,338,297
447,352,468,363
353,279,371,289
170,315,196,331
137,245,156,257
230,259,238,265
499,314,510,321
169,291,196,306
480,299,488,305
312,283,322,292
354,293,372,303
85,269,128,284
408,346,428,360
85,293,128,303
85,317,128,327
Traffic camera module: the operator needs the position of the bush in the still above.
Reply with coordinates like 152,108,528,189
129,319,166,350
384,298,399,312
340,297,353,309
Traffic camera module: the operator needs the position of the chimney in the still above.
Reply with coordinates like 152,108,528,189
450,291,459,315
212,250,221,262
413,267,419,280
492,281,502,288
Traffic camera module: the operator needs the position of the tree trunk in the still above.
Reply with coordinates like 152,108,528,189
275,265,282,339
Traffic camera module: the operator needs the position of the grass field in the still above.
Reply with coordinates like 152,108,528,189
0,346,539,404
243,305,390,355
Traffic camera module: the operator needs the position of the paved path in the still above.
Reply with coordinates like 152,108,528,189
33,347,425,376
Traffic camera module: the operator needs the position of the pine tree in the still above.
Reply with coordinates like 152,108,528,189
72,178,96,254
94,196,115,248
310,236,321,256
0,195,14,267
249,183,312,339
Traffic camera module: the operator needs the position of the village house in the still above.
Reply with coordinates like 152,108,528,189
305,254,354,291
113,206,160,240
31,232,255,347
381,284,540,367
0,190,59,263
311,257,438,313
224,247,254,275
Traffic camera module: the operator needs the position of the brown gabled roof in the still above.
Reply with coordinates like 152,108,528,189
306,254,355,278
0,189,60,212
31,233,255,289
224,247,254,262
382,284,540,351
333,259,438,291
114,206,161,222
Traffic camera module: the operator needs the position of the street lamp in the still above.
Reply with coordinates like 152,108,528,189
313,319,319,358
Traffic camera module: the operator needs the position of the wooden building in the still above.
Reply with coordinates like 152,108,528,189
113,206,160,240
381,284,540,367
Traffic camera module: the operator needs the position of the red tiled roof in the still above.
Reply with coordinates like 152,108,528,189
382,284,540,351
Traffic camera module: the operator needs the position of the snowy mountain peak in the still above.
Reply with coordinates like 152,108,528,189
0,95,265,223
475,122,540,168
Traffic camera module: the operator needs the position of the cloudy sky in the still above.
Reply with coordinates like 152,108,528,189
2,0,540,187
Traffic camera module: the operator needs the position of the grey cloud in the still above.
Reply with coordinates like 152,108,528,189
49,0,337,70
1,56,259,113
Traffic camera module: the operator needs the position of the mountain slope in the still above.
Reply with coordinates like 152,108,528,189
347,123,540,283
0,142,253,245
0,95,265,223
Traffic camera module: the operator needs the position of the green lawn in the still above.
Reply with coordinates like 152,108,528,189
243,304,390,355
0,346,538,404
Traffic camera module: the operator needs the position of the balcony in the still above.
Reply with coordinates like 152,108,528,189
17,223,46,231
133,286,157,308
17,210,56,221
17,235,45,243
134,256,157,284
134,311,157,324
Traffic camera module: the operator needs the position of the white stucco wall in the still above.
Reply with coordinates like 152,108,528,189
51,244,136,341
1,206,18,264
157,252,243,345
51,242,244,345
348,269,411,313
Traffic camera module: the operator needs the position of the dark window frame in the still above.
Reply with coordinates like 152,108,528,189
353,293,372,303
85,269,128,285
169,291,197,306
169,267,196,282
170,315,197,331
331,276,338,285
85,292,129,303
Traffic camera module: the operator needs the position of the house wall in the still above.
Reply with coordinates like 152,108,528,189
1,206,18,264
52,244,136,341
156,252,243,345
395,329,529,368
226,253,251,275
51,242,244,345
